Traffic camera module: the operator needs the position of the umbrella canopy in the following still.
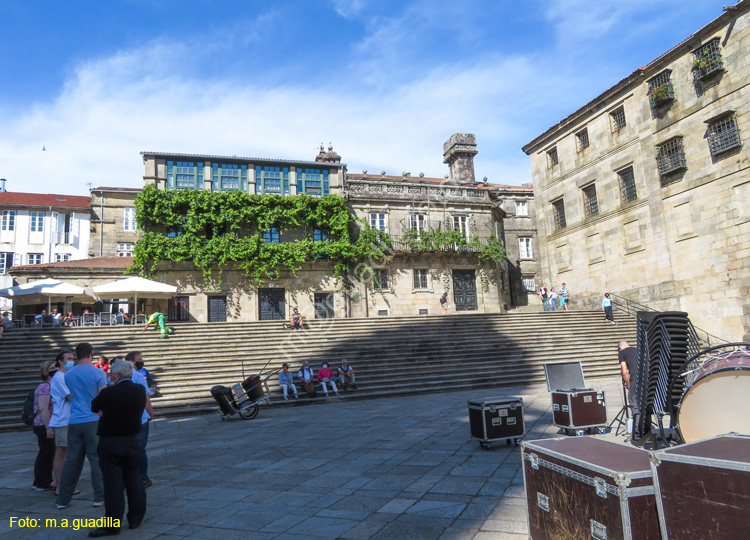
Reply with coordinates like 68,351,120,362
0,278,97,310
93,277,177,299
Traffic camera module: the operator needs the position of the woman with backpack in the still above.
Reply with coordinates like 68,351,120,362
32,360,56,491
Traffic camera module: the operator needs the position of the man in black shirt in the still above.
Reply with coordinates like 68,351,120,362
88,361,146,537
618,340,643,440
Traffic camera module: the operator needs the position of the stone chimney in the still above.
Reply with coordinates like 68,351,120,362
443,133,478,183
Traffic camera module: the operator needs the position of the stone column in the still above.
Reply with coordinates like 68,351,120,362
443,133,478,184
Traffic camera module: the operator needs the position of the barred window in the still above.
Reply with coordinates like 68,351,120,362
611,106,626,131
582,184,599,218
693,38,723,80
522,277,536,293
648,71,674,108
413,269,428,290
547,147,559,168
618,167,638,204
576,129,590,151
708,115,741,156
552,199,566,230
656,138,687,176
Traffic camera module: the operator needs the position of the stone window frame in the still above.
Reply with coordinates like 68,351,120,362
581,183,599,218
575,128,590,152
552,198,566,230
518,237,533,259
369,212,388,232
610,106,627,132
706,112,742,156
27,253,43,265
617,167,638,204
412,268,429,291
515,200,529,217
409,213,427,237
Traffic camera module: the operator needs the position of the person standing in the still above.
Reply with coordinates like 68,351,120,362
49,350,76,496
125,352,154,488
439,292,450,315
338,359,357,390
539,284,549,311
297,361,317,398
32,361,56,491
549,288,558,312
558,283,570,311
278,364,298,400
56,342,107,509
141,312,173,338
602,293,615,324
618,341,645,442
88,360,147,537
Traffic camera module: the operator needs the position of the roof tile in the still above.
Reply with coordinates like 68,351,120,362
0,192,91,209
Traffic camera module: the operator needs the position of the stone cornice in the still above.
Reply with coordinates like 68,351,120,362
346,179,494,206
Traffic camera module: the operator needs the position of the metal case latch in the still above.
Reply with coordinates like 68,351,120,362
590,519,607,540
530,453,539,470
594,477,607,499
537,492,550,512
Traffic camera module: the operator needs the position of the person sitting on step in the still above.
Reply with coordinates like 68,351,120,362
278,364,298,400
338,359,357,390
289,308,304,330
317,362,339,397
297,361,316,398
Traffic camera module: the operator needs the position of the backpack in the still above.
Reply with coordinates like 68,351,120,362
21,389,37,426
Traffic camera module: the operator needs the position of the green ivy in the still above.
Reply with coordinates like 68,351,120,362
400,228,507,263
129,185,507,284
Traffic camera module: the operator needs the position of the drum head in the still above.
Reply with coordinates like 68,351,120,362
678,370,750,443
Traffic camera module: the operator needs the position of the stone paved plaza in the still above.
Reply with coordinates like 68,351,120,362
0,376,628,540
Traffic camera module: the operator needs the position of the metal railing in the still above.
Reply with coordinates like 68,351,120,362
610,292,728,347
386,235,491,253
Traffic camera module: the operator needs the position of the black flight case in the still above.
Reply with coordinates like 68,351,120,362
468,396,525,449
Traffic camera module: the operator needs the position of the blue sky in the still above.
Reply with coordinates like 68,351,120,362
0,0,730,195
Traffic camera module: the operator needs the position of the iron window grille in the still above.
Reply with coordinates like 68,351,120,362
610,107,626,131
576,129,590,151
648,71,674,108
708,114,741,156
374,269,389,290
582,184,599,218
552,199,566,230
618,167,638,204
547,147,559,168
413,269,428,290
656,138,687,176
522,277,536,293
693,38,723,80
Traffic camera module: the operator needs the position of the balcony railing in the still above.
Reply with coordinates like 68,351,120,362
386,235,491,253
56,231,70,244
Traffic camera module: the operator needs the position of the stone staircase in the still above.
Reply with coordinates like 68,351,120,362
0,310,636,431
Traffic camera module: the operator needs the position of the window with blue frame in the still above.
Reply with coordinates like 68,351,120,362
298,168,330,197
212,163,246,191
263,227,280,244
167,161,203,190
313,229,328,242
255,166,289,195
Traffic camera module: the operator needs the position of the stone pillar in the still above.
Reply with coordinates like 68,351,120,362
443,133,478,183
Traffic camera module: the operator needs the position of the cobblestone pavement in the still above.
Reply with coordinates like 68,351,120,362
0,376,629,539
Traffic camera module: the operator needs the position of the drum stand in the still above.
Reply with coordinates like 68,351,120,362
607,381,631,437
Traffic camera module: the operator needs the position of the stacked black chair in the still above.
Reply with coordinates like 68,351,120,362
632,311,699,446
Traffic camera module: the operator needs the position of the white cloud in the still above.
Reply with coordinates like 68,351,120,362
332,0,368,19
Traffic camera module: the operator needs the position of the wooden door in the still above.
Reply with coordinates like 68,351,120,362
452,270,478,311
258,288,285,320
208,296,227,322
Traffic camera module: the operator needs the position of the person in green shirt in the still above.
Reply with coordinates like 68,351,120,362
141,312,174,338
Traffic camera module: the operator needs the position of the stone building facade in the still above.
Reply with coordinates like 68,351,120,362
134,136,535,323
522,2,750,340
89,187,143,259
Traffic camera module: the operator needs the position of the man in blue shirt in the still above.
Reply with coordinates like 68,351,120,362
125,351,154,488
56,342,107,509
278,364,298,400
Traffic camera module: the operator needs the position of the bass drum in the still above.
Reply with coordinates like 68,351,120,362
676,347,750,443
